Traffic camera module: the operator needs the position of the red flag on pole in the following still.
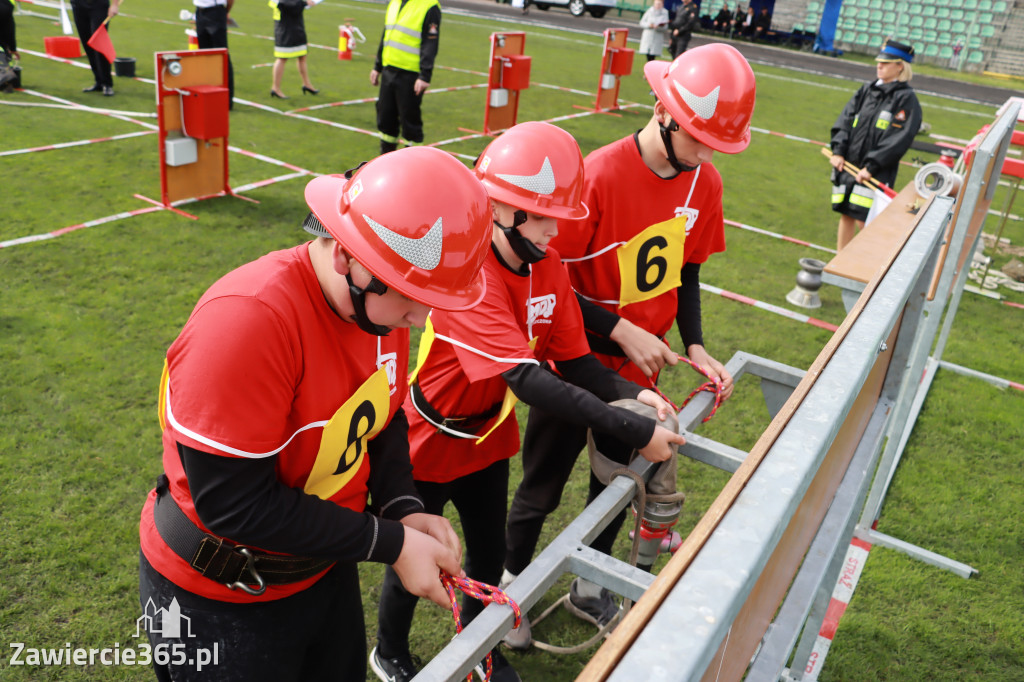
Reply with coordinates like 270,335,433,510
87,23,116,64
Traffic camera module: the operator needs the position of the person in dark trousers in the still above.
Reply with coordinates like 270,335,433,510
370,0,440,155
503,45,756,644
370,122,682,682
829,39,922,250
751,7,772,41
137,147,493,682
668,0,698,58
193,0,235,108
0,0,18,61
71,0,121,96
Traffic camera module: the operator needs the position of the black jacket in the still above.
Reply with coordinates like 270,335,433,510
830,79,922,188
671,2,698,35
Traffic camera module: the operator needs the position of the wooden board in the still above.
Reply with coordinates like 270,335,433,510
823,181,926,286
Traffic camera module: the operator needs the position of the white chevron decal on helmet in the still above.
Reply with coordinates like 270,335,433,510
495,157,556,195
674,83,720,120
363,214,443,270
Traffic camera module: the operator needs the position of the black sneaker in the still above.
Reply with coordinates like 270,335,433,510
565,578,620,628
370,645,418,682
475,648,521,682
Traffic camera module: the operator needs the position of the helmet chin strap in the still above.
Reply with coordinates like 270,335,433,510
658,116,699,174
345,272,392,336
496,209,547,265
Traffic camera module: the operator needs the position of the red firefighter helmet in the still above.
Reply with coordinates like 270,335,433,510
474,121,589,220
304,147,491,311
644,43,756,154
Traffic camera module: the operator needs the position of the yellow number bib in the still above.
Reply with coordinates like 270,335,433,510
304,367,391,500
616,216,686,307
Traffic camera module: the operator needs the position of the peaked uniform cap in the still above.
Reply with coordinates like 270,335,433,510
876,39,915,62
304,147,492,311
644,43,756,154
475,121,590,220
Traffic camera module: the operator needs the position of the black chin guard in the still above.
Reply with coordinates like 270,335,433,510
345,272,392,336
496,209,547,265
658,117,698,175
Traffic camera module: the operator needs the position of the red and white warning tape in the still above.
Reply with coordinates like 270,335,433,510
724,219,837,254
801,537,872,681
699,283,839,332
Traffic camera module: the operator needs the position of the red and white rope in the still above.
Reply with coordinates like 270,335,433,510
439,572,522,682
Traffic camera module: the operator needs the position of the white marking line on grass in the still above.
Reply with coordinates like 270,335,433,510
0,129,156,157
801,537,872,682
0,99,158,119
16,86,159,129
227,147,318,176
0,172,308,250
292,83,488,113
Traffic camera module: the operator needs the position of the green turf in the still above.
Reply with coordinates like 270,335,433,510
2,1,1022,680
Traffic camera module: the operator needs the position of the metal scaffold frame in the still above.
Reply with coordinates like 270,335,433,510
412,101,1019,682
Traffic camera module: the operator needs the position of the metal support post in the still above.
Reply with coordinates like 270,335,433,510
749,396,892,681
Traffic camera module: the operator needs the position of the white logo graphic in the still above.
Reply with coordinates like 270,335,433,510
673,206,699,234
496,157,556,195
363,214,443,271
673,83,720,120
527,294,556,327
378,352,398,395
137,598,194,639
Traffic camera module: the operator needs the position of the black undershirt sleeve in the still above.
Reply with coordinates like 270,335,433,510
553,354,643,403
676,261,704,349
180,411,423,565
576,292,621,338
502,362,654,449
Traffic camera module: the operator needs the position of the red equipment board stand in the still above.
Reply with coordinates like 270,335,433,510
590,28,633,114
480,32,531,135
153,49,233,210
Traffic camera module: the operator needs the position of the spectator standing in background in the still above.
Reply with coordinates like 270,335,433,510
370,0,441,155
668,0,698,58
639,0,670,62
194,0,235,108
72,0,121,96
829,39,922,250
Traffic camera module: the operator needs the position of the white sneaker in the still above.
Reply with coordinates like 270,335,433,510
501,611,532,650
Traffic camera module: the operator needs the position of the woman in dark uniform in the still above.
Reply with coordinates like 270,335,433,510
269,0,318,99
829,39,922,250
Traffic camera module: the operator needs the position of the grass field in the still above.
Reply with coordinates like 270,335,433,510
2,1,1023,680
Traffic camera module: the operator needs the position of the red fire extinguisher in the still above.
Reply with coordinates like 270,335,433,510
338,21,365,61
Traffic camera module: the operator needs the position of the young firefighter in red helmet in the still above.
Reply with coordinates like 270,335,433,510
503,44,757,645
370,122,685,682
138,147,493,681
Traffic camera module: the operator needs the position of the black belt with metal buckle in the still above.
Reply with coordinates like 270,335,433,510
410,380,501,437
152,475,334,596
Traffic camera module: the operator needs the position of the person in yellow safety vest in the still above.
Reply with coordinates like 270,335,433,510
369,0,440,155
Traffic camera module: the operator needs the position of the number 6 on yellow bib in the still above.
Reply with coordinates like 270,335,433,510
616,216,686,307
305,367,391,500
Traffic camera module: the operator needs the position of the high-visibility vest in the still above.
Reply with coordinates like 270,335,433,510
381,0,437,72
